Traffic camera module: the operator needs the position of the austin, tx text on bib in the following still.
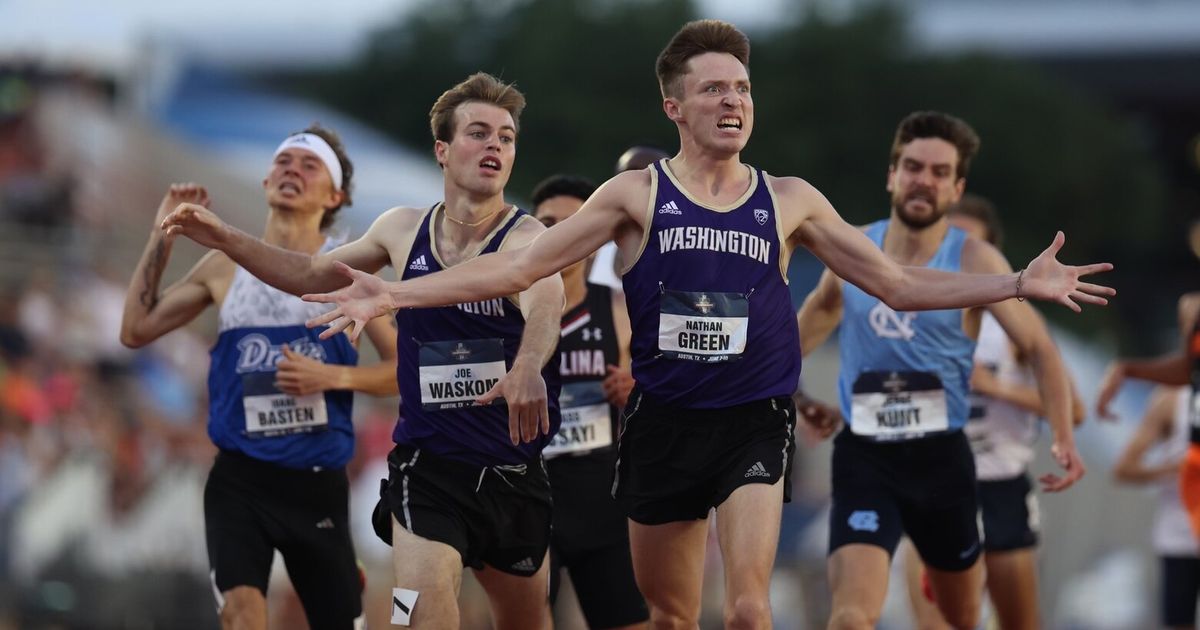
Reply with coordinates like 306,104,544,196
658,289,748,362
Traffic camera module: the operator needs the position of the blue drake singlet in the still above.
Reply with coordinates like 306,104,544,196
394,204,562,466
208,239,358,469
838,220,975,441
622,160,800,408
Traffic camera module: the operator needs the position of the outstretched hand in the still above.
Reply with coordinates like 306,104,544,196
160,199,228,250
303,262,396,342
1021,231,1115,312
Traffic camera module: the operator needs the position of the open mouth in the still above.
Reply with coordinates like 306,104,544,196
480,157,502,171
718,117,742,130
279,181,302,194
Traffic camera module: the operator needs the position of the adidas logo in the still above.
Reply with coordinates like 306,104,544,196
658,200,682,215
315,517,335,529
408,254,429,271
510,557,537,572
744,461,770,478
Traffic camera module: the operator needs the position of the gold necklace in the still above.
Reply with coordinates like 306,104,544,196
442,204,505,228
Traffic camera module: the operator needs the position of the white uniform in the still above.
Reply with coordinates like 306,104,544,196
963,312,1039,480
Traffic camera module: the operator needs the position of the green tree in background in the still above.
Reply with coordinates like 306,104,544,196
266,0,1167,341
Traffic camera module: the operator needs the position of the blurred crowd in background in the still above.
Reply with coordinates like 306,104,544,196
2,0,1200,627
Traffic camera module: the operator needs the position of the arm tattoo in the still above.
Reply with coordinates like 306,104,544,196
138,238,169,309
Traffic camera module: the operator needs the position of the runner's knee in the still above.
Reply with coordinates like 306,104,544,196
724,593,770,630
827,604,877,630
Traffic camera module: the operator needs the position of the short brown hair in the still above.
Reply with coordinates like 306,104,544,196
293,123,353,230
948,193,1003,248
889,111,981,180
429,73,526,144
656,20,750,99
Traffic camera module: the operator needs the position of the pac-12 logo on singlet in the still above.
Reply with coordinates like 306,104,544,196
867,302,916,341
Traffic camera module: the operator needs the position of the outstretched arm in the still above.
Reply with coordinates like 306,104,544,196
783,178,1114,312
121,184,230,348
1112,386,1182,484
304,171,641,339
160,201,398,296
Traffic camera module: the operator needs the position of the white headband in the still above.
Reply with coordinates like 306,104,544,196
273,133,344,191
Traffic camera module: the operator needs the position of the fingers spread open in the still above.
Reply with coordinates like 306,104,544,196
305,307,342,328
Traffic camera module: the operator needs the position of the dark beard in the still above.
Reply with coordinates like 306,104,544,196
892,199,945,230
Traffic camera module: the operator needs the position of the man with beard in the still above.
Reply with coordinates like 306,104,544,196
795,111,1085,629
294,24,1112,628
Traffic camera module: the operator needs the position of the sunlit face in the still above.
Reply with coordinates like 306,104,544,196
535,194,588,275
435,101,516,198
886,137,965,230
262,147,342,214
948,214,988,243
665,52,753,155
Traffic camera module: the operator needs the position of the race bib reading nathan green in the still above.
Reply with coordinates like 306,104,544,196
657,289,748,362
850,371,948,440
418,339,507,410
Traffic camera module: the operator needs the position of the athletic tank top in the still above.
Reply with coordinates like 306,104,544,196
546,282,620,459
838,220,974,441
209,239,357,469
394,204,562,466
1187,317,1200,445
1155,388,1199,556
963,312,1039,480
621,160,800,408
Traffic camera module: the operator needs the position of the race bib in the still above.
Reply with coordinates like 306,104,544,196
242,371,329,437
543,381,613,458
418,339,507,410
658,289,748,362
850,371,948,440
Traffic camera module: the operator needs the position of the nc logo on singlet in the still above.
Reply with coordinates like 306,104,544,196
868,302,916,341
235,334,326,373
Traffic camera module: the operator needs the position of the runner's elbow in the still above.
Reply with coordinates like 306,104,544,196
872,272,913,311
119,326,151,349
510,254,547,293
